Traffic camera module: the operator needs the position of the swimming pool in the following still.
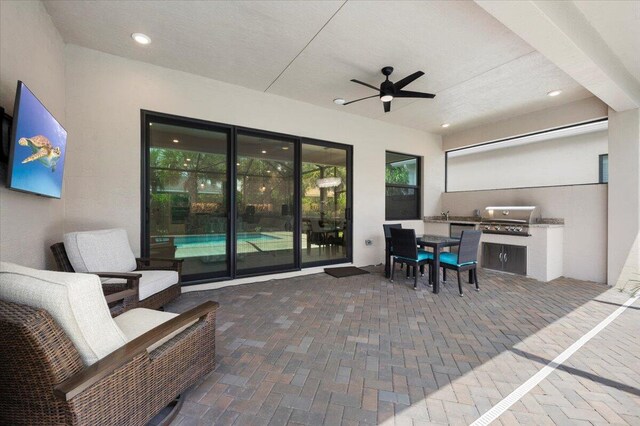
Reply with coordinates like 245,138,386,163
166,233,279,248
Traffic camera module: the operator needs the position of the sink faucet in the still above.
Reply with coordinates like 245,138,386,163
441,210,450,221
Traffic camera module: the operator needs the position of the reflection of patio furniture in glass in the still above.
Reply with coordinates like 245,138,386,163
150,236,176,259
310,219,329,252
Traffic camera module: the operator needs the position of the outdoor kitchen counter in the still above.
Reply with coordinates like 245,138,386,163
423,217,565,227
423,217,565,282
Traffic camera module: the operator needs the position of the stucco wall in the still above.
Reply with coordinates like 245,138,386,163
63,45,444,270
0,1,66,268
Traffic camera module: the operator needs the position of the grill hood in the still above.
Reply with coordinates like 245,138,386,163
481,206,536,224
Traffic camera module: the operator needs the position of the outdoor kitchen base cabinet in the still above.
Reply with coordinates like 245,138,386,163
482,243,527,275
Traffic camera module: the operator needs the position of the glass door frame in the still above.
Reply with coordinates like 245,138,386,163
141,110,353,285
300,138,353,268
233,127,301,278
141,110,234,283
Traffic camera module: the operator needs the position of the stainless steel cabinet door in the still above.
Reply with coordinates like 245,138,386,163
482,243,504,271
503,244,527,275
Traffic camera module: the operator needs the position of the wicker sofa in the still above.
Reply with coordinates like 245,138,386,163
0,262,217,425
51,228,182,312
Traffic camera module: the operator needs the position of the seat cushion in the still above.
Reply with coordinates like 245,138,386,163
396,249,433,263
64,228,137,273
439,252,477,267
0,262,127,366
114,308,195,352
103,270,179,301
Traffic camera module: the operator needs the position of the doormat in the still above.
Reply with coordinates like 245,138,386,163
324,266,370,278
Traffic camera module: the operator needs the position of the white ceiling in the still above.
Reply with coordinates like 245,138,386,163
573,0,640,86
44,0,599,135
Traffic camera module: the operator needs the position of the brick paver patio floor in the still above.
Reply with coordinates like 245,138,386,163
166,266,640,425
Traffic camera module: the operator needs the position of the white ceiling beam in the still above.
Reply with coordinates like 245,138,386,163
475,0,640,112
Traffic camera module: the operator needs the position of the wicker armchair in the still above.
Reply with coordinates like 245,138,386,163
51,229,183,312
0,262,217,426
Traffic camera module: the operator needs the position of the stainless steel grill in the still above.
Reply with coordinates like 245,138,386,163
480,206,536,236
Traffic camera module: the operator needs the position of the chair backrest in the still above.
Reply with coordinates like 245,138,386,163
311,219,324,232
0,262,127,366
383,223,402,239
0,299,84,424
390,228,418,261
51,242,75,272
458,230,482,265
63,228,137,273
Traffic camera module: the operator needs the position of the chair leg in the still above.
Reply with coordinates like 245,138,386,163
473,268,479,291
414,263,418,289
457,271,463,297
469,270,473,284
442,269,447,282
391,259,396,282
428,264,433,285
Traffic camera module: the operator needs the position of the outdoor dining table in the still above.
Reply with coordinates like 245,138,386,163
385,234,461,294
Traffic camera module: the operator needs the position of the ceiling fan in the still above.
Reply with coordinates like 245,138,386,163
342,66,435,113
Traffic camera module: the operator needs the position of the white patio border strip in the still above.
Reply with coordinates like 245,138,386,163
471,294,640,426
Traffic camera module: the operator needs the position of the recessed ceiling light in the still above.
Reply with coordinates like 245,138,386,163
282,146,289,150
441,123,450,128
333,98,346,105
261,150,267,154
183,163,188,167
266,170,271,173
131,33,151,45
236,162,240,166
547,89,562,97
172,139,179,143
186,158,191,162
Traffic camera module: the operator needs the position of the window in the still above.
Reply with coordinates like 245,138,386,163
446,119,608,192
385,151,421,220
599,154,608,183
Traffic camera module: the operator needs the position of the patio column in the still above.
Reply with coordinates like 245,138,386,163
607,107,640,291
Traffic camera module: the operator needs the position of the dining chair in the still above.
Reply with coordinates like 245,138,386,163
437,230,482,296
389,228,433,289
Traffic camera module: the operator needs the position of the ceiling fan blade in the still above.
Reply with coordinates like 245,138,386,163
350,79,379,91
343,94,378,105
393,71,425,90
395,90,436,99
384,101,391,113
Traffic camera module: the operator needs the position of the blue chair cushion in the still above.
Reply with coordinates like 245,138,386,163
439,252,477,267
395,249,433,263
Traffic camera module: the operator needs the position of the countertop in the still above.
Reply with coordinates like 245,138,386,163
424,216,564,228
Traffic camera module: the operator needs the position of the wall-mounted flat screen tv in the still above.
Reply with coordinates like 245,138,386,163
7,81,67,198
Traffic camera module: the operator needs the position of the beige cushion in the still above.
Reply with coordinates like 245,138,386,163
103,270,179,301
114,308,194,352
64,228,137,273
0,262,127,366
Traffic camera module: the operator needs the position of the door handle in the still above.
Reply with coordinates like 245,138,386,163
503,252,508,263
499,252,504,262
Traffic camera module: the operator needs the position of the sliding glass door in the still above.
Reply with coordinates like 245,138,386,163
301,142,351,266
145,117,231,281
143,112,352,284
235,131,297,275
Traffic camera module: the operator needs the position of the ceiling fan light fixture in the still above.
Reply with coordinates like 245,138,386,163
317,177,342,188
380,94,393,102
333,98,346,105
